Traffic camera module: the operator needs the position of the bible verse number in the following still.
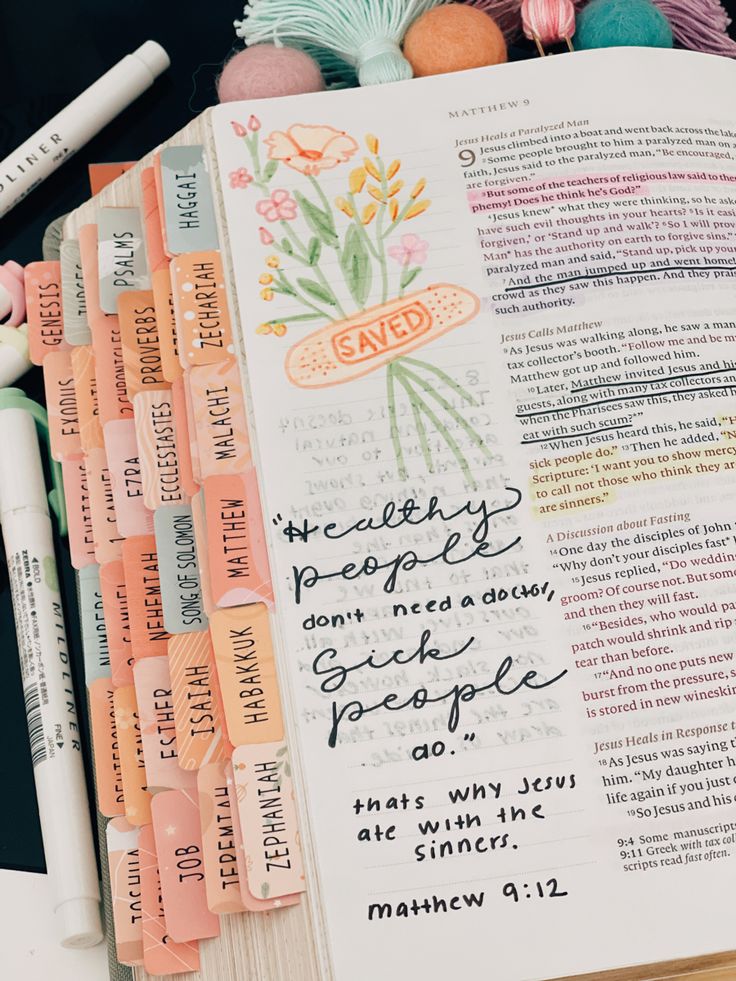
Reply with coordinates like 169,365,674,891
458,148,476,167
502,878,569,902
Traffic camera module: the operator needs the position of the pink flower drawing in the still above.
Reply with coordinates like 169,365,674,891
231,120,247,138
388,233,429,267
259,226,275,246
229,167,253,189
256,188,298,222
248,115,261,132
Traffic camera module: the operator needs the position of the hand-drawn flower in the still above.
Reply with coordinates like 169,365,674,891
248,114,261,132
266,255,280,269
231,120,247,138
256,188,298,222
229,167,253,189
388,233,429,267
259,273,273,285
259,226,274,246
265,124,358,175
261,287,274,301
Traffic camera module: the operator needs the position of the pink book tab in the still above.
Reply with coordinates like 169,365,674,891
88,677,125,818
171,376,199,497
141,166,168,274
122,535,170,659
71,344,104,452
134,656,196,793
106,818,144,967
151,789,221,943
87,445,124,565
224,761,300,912
204,469,273,608
168,632,231,771
182,372,202,486
197,761,246,915
61,457,96,570
25,260,69,364
104,418,154,538
139,823,200,975
191,490,214,618
171,250,233,368
100,559,134,688
43,349,82,461
188,360,251,479
133,388,189,511
232,742,305,901
114,685,152,827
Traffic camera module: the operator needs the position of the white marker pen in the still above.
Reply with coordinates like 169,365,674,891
0,40,170,218
0,391,102,948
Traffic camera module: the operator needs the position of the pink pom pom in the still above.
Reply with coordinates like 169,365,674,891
522,0,576,44
217,45,325,103
0,261,26,326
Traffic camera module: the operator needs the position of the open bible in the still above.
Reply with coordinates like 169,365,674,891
52,46,736,981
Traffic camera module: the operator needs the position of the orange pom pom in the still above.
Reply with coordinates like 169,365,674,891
403,3,507,78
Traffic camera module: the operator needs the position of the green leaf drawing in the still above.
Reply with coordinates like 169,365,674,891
275,745,288,757
400,265,422,292
307,236,322,265
263,159,278,182
340,225,372,308
297,277,338,306
295,191,339,248
280,238,294,256
261,882,270,899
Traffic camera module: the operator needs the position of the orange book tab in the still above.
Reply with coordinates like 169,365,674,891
100,559,134,688
43,349,82,461
171,376,198,497
191,490,214,618
133,389,189,511
61,457,96,570
188,360,251,478
141,167,168,275
71,344,104,451
114,685,152,827
140,823,200,975
106,818,144,967
232,741,306,900
119,290,167,397
88,161,135,196
122,535,170,659
134,656,196,793
172,250,233,368
209,603,284,747
87,445,124,565
204,470,273,608
151,790,220,943
182,373,203,487
104,419,154,539
152,267,182,383
25,260,68,364
88,677,125,818
168,632,230,770
197,761,246,915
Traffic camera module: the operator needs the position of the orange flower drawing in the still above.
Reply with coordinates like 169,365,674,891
265,124,358,175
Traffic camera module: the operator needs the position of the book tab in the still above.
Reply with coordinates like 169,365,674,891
141,166,168,275
172,376,199,497
100,559,134,688
106,818,144,967
152,267,182,382
114,685,152,827
89,161,135,196
71,345,104,451
151,789,220,943
122,535,170,659
119,290,167,397
197,761,246,914
209,603,284,746
93,313,134,426
25,260,68,364
103,419,154,539
204,470,273,607
159,145,219,256
189,360,252,478
181,373,203,488
169,632,230,771
60,238,91,345
154,505,208,634
43,349,82,461
191,489,214,618
61,457,96,570
133,656,196,792
98,206,150,314
133,389,189,511
87,445,124,565
79,564,110,683
139,823,200,976
88,677,125,818
172,250,233,367
232,741,305,900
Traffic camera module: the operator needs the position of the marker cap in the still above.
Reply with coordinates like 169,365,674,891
57,897,104,949
133,40,170,79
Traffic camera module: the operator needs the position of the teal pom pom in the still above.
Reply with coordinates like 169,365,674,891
576,0,674,49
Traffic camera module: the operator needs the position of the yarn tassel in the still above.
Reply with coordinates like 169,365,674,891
522,0,576,51
650,0,736,57
235,0,445,85
464,0,534,40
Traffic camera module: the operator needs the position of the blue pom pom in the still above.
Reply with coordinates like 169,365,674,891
576,0,674,50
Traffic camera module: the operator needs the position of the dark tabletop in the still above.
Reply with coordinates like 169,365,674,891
1,0,735,874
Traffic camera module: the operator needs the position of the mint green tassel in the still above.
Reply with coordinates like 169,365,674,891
235,0,446,85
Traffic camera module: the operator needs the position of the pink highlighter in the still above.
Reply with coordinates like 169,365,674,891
0,261,31,386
